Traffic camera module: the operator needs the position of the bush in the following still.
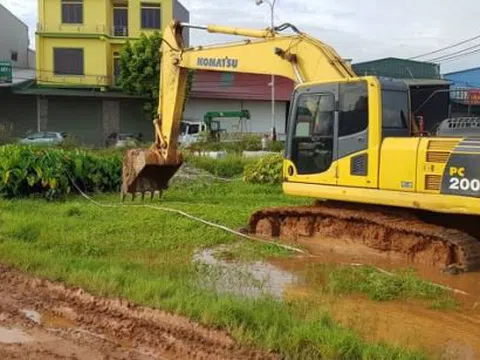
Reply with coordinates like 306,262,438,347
187,134,285,154
184,154,252,178
243,153,283,184
0,145,122,200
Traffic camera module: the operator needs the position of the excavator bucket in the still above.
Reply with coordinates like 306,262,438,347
121,148,183,200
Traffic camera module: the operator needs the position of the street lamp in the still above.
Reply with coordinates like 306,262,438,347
256,0,277,141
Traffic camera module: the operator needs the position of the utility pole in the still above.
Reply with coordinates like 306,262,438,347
256,0,277,141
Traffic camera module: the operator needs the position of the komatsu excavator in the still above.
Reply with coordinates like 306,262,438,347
122,21,480,272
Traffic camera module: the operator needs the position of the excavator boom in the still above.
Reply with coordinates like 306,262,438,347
121,21,480,273
121,21,355,197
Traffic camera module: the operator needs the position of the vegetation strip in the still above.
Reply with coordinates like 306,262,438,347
69,174,310,256
0,181,428,359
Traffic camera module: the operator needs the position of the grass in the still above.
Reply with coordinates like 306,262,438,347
0,180,428,359
305,264,458,311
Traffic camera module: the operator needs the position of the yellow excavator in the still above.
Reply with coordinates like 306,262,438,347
122,21,480,273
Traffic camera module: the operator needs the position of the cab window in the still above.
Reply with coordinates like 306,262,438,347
292,93,335,175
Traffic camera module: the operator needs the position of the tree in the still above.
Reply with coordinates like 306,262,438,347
118,31,194,118
118,31,162,117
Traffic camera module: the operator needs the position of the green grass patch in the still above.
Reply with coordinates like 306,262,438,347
0,182,427,359
322,265,457,310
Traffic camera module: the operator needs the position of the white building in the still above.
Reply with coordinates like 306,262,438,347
184,70,294,138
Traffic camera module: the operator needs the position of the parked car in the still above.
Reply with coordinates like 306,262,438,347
19,131,66,146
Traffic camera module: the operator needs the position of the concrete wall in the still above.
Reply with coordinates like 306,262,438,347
173,0,190,46
184,98,289,137
0,4,30,69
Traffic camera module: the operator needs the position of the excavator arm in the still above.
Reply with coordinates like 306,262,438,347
121,20,355,198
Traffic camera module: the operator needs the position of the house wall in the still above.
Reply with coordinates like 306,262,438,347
37,37,109,86
0,4,30,69
173,0,190,46
184,98,289,137
37,0,190,87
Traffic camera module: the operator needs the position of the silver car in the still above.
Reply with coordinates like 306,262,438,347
19,131,66,146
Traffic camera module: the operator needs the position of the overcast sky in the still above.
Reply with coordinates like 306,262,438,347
2,0,479,73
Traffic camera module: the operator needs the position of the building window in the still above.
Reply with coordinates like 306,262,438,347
62,0,83,24
54,48,84,75
113,7,129,36
113,53,122,86
141,3,161,29
11,51,18,62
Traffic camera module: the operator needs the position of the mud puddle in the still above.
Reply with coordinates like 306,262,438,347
193,247,297,300
271,240,480,359
0,265,276,360
193,235,480,359
284,289,480,359
265,233,480,301
0,327,33,344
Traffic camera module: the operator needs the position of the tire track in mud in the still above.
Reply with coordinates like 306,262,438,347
0,265,277,360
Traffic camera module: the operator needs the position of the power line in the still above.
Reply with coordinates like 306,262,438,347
437,48,480,64
408,33,480,60
427,43,480,62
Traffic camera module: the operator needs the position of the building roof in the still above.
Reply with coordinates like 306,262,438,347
444,66,480,76
0,68,35,88
0,3,29,31
402,78,451,86
13,84,145,98
353,57,441,80
190,70,294,101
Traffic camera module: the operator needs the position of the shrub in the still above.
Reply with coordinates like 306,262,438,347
187,134,267,154
0,145,122,200
243,153,283,184
184,154,252,178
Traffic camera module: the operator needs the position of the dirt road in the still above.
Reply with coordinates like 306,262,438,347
0,265,276,360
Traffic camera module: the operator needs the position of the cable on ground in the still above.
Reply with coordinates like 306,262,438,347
66,174,471,298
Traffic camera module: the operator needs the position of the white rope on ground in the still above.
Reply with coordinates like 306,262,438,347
68,176,309,256
67,176,471,298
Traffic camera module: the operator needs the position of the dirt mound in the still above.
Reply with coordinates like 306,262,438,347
0,265,277,360
248,202,480,272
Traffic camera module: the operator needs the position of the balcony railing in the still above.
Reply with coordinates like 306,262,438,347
37,23,132,39
37,23,108,34
112,26,129,37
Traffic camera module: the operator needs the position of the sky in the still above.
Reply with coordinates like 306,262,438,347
1,0,479,74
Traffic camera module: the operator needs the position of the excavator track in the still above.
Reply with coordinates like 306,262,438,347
246,201,480,273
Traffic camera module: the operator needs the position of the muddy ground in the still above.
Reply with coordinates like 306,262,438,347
0,265,276,360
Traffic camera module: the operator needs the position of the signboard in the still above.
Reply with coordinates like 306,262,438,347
467,89,480,105
0,61,12,84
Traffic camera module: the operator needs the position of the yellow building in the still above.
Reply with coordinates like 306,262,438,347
36,0,189,88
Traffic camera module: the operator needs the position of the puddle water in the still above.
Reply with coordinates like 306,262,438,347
289,237,480,301
22,309,42,325
0,327,34,344
41,312,76,329
194,241,480,358
311,293,480,359
193,247,297,300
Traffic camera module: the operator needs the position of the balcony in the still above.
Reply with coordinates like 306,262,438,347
37,23,108,34
112,26,129,37
113,7,128,37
